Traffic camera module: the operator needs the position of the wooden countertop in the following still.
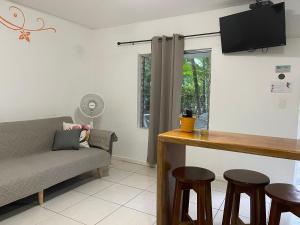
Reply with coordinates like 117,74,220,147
158,130,300,160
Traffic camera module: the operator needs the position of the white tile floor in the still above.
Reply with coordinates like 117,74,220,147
0,158,300,225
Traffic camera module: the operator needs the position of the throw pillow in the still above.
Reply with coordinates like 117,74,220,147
53,129,81,150
63,122,91,148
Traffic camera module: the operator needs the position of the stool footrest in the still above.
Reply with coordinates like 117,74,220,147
183,213,194,225
179,222,193,225
178,220,202,225
234,217,246,225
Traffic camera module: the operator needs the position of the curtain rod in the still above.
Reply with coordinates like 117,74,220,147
117,31,220,46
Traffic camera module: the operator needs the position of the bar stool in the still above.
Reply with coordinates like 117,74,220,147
172,166,215,225
222,169,270,225
265,183,300,225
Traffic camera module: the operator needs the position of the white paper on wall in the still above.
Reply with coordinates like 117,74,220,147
271,81,292,93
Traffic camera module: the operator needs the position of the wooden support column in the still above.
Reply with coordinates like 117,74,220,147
157,141,186,225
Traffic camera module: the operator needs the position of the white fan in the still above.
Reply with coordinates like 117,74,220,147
79,94,105,127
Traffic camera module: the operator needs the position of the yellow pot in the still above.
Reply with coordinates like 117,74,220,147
180,117,196,133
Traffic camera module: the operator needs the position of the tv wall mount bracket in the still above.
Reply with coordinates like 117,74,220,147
250,0,274,10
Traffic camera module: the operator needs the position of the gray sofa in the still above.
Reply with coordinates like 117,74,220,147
0,117,117,207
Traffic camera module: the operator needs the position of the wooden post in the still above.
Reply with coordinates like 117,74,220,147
157,140,186,225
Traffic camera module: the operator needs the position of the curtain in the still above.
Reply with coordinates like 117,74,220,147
147,34,184,165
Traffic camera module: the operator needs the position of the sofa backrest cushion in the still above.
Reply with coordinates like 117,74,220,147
0,117,73,159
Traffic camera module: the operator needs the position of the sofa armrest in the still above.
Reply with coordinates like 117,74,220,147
89,129,118,156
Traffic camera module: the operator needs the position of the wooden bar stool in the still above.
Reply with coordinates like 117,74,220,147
172,166,215,225
222,169,270,225
265,183,300,225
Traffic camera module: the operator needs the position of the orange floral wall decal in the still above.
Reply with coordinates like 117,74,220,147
0,6,56,42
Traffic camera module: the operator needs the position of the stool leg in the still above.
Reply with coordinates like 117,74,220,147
250,188,267,225
250,190,258,225
197,185,206,225
205,183,213,225
222,183,234,225
231,192,241,225
268,201,282,225
172,181,182,225
181,189,190,222
258,187,267,225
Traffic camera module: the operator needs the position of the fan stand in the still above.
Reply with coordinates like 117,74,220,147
89,119,94,129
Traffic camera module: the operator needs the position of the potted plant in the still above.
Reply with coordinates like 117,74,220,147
180,109,196,133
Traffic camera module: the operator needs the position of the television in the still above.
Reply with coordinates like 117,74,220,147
219,2,286,53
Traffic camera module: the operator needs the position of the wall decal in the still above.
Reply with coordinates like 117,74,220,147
0,6,56,42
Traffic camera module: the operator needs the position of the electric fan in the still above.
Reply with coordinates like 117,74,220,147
79,94,105,127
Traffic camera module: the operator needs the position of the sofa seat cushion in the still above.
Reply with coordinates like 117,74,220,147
0,148,109,207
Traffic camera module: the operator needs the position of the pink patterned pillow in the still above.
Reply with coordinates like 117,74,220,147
63,122,91,148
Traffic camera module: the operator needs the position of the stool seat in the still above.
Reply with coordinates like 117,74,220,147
172,166,215,184
224,169,270,186
222,169,270,225
172,166,215,225
266,183,300,206
266,183,300,225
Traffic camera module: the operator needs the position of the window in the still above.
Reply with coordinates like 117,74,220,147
182,50,211,129
139,54,151,128
138,50,211,129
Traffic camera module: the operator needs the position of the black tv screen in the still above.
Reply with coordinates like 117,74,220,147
219,2,286,53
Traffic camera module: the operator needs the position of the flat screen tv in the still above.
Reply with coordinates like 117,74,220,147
219,2,286,53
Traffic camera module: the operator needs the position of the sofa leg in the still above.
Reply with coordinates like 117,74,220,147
97,168,102,178
38,191,44,205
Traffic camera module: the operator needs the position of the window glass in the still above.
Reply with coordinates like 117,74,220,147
139,50,211,129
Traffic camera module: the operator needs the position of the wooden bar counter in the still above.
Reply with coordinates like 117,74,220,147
157,129,300,225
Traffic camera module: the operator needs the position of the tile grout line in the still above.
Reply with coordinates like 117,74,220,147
96,181,155,193
43,175,225,224
109,165,157,178
94,162,157,223
214,209,220,220
42,191,91,210
41,183,120,223
46,196,122,225
74,180,116,196
105,165,228,220
92,187,144,205
94,190,157,224
93,205,122,225
123,205,157,217
102,175,156,191
66,189,122,208
50,193,92,213
47,171,156,222
39,206,87,225
102,170,135,183
105,168,156,179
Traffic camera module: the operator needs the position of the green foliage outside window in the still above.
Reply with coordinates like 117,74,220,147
140,50,211,129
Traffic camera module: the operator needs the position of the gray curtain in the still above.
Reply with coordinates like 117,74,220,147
147,34,184,165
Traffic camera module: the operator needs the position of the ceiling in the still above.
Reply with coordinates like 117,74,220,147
9,0,252,29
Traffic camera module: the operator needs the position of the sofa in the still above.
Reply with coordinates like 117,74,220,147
0,116,117,207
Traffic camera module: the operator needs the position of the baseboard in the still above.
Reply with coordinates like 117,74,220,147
112,155,155,167
111,156,227,183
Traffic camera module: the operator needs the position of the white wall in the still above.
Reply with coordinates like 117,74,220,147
298,104,300,139
91,2,300,183
0,0,94,122
1,0,299,183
